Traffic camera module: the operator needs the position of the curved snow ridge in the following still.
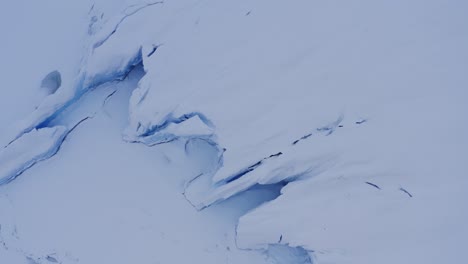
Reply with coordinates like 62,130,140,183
0,52,143,185
0,112,100,186
92,1,164,49
123,104,216,146
4,0,165,148
0,4,151,184
6,38,144,148
213,115,345,186
184,115,351,210
185,151,337,211
0,126,68,185
182,116,372,262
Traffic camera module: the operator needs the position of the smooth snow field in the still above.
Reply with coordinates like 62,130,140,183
1,1,467,263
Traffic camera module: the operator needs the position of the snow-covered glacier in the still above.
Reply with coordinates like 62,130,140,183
1,0,467,263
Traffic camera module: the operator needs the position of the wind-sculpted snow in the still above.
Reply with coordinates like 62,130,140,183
0,2,153,185
0,127,67,185
264,244,312,264
1,0,468,263
184,116,346,210
92,1,163,49
1,0,160,149
124,114,215,146
5,47,141,147
119,1,468,263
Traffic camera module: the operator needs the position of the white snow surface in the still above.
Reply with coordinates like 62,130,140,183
1,0,468,263
0,127,67,185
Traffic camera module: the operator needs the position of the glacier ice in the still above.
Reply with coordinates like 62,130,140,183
1,0,468,263
0,126,67,185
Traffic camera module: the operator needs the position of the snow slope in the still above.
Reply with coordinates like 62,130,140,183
1,0,468,263
0,69,277,264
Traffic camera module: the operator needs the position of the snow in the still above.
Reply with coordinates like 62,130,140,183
40,70,62,95
1,0,468,263
0,60,274,264
0,126,67,185
0,0,92,145
235,95,468,263
264,244,312,264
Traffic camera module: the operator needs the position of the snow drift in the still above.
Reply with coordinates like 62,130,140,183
1,0,467,263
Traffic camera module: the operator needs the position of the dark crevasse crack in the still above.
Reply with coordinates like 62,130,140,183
93,1,164,49
222,153,282,185
14,4,154,141
223,161,262,184
54,116,94,152
2,56,147,185
147,44,160,57
269,152,283,158
181,173,205,208
6,15,159,183
35,48,143,131
365,182,412,196
129,130,215,147
136,88,150,105
355,119,367,125
365,181,381,190
103,89,118,106
1,117,92,186
102,89,117,117
0,128,68,186
5,47,145,149
88,3,95,15
181,138,225,207
126,111,216,146
183,115,359,211
292,133,312,145
4,54,142,148
292,114,344,145
183,115,371,262
139,112,215,138
399,187,413,198
221,116,347,186
365,182,413,197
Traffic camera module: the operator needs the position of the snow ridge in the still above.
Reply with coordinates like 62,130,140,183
2,1,467,263
92,1,164,49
